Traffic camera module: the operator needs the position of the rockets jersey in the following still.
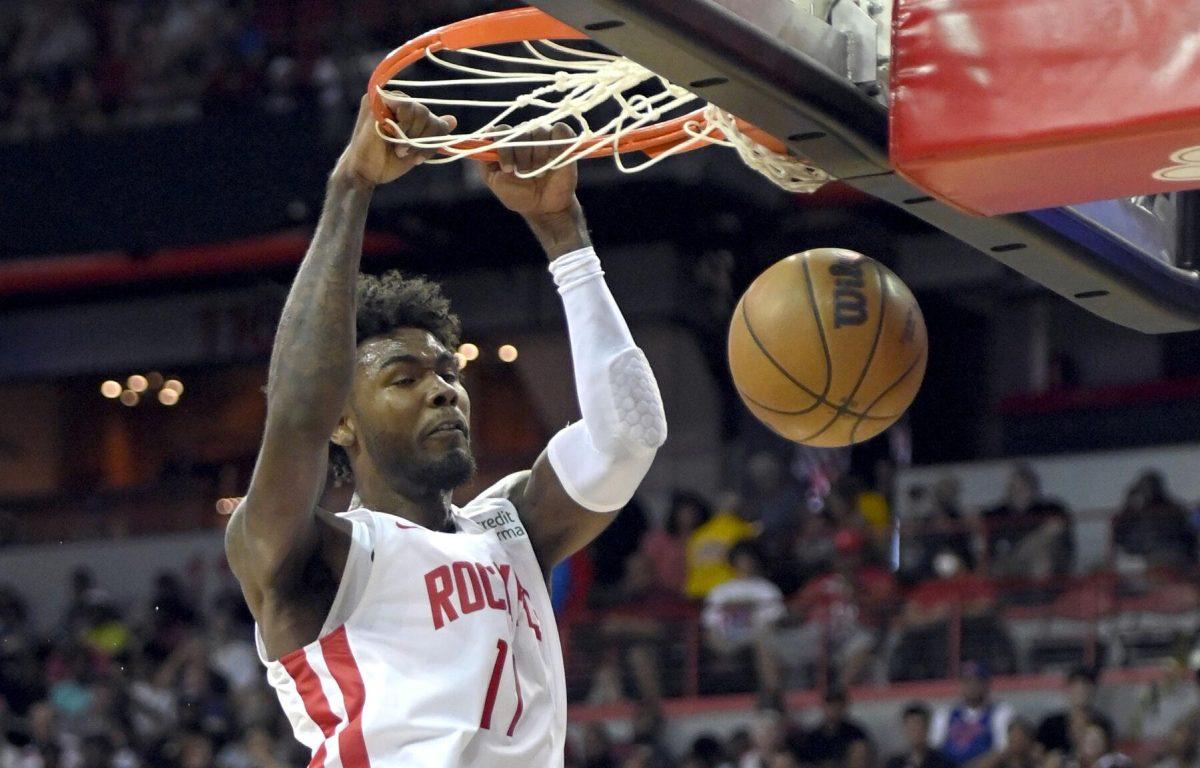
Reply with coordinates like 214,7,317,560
255,480,566,768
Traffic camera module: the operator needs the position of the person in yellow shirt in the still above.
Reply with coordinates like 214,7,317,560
685,492,760,599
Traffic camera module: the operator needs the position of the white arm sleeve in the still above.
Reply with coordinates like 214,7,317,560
545,246,667,512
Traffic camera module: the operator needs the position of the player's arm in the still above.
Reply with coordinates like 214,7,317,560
224,96,456,613
479,125,667,570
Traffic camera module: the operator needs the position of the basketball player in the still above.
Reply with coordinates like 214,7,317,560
223,95,666,766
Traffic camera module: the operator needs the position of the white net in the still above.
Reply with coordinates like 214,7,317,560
374,40,833,192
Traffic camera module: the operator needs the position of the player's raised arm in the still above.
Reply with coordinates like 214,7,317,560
224,97,456,612
479,124,667,570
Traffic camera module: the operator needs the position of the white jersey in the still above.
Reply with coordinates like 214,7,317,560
255,480,566,768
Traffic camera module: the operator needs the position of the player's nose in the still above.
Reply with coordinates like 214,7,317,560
427,375,458,407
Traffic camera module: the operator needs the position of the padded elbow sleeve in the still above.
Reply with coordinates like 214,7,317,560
544,247,667,512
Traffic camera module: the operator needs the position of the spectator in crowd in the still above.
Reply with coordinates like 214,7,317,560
743,451,806,542
78,731,117,768
686,493,758,599
825,482,872,540
1056,717,1133,768
145,571,197,654
590,498,651,599
61,567,103,638
931,661,1015,767
1111,470,1196,572
902,477,977,584
125,646,178,752
778,529,895,687
579,722,619,768
982,465,1073,579
702,541,786,702
794,688,871,767
970,718,1043,768
886,703,955,768
840,475,890,542
790,509,838,591
0,586,29,647
1152,718,1198,768
890,554,1016,681
620,701,672,768
1037,667,1113,760
1,700,80,767
638,490,712,597
739,708,792,768
1131,656,1200,745
219,724,293,768
585,496,699,704
0,626,46,718
205,595,258,699
680,733,732,768
848,738,878,768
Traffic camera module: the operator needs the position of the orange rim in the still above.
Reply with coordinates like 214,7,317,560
366,6,786,162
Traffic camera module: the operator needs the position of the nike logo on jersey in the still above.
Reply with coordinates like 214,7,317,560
424,560,542,639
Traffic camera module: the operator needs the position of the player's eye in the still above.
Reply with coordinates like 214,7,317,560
441,371,459,384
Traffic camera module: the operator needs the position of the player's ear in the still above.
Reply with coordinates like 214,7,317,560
331,413,356,448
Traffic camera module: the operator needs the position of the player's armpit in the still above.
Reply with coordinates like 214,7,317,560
223,424,330,609
512,449,620,572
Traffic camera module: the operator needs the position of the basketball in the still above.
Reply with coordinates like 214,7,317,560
728,248,928,447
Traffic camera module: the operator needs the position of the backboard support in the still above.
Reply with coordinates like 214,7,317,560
526,0,1200,333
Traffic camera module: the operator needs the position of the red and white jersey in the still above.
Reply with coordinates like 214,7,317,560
255,478,566,767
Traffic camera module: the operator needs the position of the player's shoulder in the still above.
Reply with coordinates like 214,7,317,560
456,471,530,528
459,471,528,512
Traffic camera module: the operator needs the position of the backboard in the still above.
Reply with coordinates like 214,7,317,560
526,0,1200,333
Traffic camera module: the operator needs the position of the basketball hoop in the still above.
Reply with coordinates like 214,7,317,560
366,7,833,193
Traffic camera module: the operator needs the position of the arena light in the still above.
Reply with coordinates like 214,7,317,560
119,390,139,406
498,344,518,363
458,342,480,361
147,371,164,389
163,379,184,395
100,380,122,399
454,352,469,370
158,389,179,406
127,374,148,393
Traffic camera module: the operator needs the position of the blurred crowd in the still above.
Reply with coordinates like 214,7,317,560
0,569,306,768
0,0,503,139
2,453,1200,767
5,560,1200,768
569,662,1170,768
557,453,1200,711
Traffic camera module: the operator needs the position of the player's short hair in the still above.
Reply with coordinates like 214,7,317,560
330,271,462,485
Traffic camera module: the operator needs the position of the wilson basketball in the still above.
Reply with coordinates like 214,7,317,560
728,248,927,447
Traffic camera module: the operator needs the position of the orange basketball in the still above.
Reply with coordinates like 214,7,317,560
728,248,928,447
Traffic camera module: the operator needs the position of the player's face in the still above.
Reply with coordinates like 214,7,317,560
350,328,474,493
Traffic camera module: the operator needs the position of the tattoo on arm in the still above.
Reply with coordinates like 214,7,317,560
266,175,373,430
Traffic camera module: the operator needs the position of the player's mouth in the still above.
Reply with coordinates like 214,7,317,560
424,417,469,439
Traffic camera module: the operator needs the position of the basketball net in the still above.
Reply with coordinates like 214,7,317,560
373,38,834,193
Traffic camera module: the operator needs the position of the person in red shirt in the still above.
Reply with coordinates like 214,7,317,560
776,529,895,687
889,554,1017,680
636,490,711,597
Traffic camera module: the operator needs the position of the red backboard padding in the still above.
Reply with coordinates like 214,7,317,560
889,0,1200,216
